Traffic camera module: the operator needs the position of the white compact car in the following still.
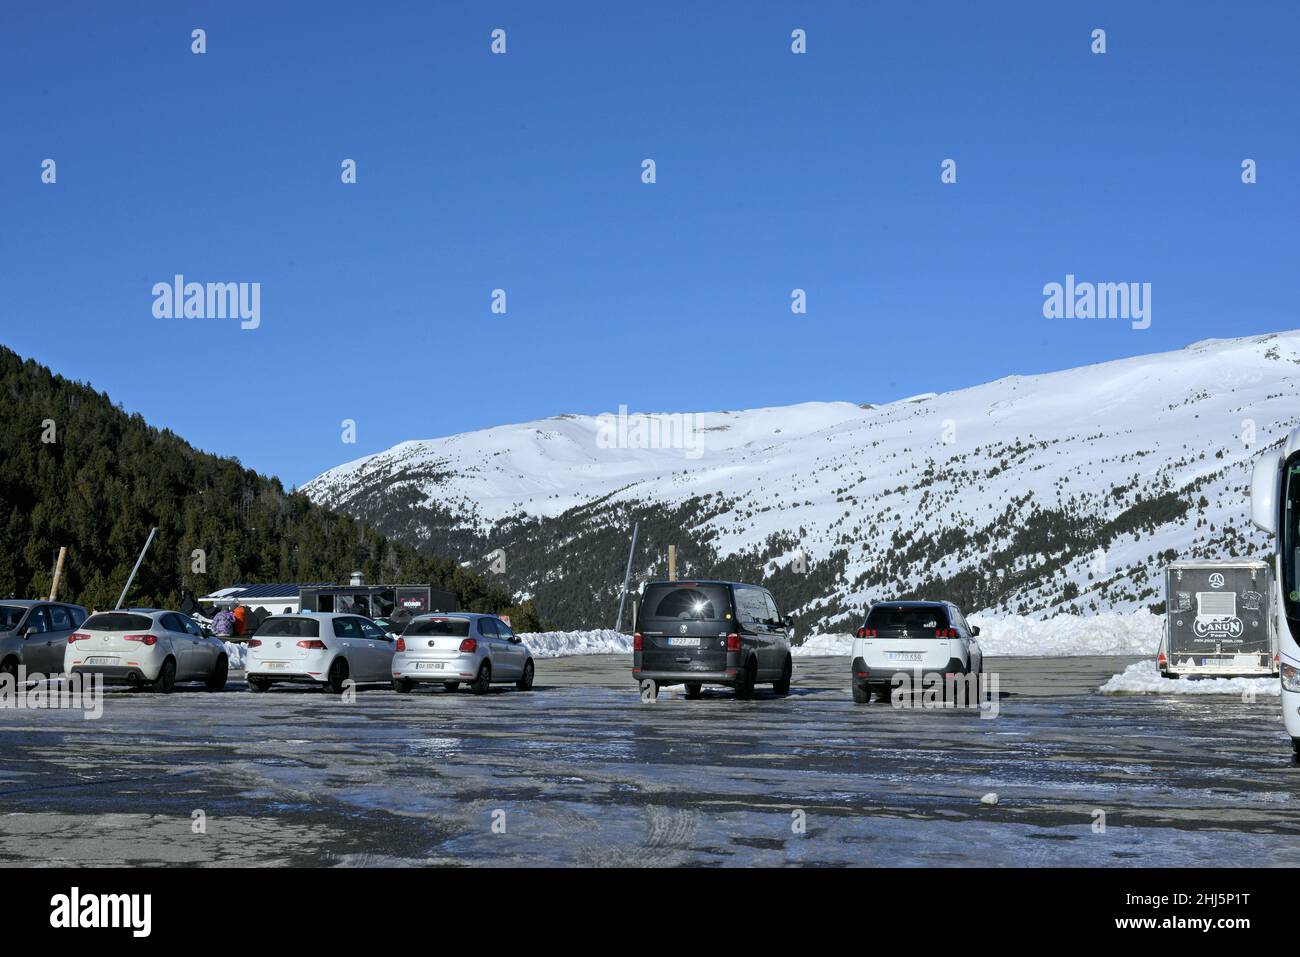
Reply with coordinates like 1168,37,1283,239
849,600,982,704
65,608,230,693
391,613,534,694
246,612,395,693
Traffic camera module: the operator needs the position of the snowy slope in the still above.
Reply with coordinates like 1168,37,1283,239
304,332,1300,632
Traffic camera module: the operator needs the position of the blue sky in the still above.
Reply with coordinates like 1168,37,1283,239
2,1,1296,487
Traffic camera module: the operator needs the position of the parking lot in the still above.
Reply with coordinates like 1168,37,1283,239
2,655,1299,867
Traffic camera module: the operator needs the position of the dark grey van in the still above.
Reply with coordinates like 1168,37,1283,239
632,580,792,700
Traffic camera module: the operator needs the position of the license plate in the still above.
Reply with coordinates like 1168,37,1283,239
83,656,116,665
264,661,288,670
668,637,700,647
888,652,924,662
415,661,445,671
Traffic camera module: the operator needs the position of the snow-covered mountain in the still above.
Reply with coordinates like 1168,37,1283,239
304,332,1300,633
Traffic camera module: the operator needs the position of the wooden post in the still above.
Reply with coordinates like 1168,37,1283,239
668,545,677,581
48,547,67,601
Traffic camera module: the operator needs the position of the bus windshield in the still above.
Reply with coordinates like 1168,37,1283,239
1283,460,1300,619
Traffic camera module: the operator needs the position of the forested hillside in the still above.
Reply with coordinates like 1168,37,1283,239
0,346,541,627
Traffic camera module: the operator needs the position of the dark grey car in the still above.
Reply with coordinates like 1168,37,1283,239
632,580,793,700
0,600,89,679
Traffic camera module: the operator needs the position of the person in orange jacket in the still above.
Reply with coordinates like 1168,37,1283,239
232,604,249,637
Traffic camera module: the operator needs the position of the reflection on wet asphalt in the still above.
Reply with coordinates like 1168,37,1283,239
2,655,1299,866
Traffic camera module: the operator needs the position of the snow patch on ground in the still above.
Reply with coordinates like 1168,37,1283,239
792,612,1163,658
1099,659,1279,696
520,629,632,658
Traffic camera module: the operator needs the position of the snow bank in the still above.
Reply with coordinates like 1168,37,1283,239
792,611,1163,658
518,629,632,658
223,640,248,669
1099,659,1279,696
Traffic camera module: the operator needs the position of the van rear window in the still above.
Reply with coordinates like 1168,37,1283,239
641,584,730,621
865,606,949,631
255,617,321,639
83,612,153,632
405,617,471,637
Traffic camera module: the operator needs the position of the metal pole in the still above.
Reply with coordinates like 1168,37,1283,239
115,527,157,610
614,522,638,632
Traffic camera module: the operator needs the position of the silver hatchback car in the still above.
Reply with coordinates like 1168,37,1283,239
392,613,535,694
0,600,89,680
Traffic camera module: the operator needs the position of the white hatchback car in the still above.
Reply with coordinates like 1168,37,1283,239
65,609,230,693
392,613,534,694
246,612,395,693
850,600,983,704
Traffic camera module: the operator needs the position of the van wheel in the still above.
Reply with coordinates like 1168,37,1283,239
684,682,703,699
204,655,228,691
773,656,792,696
393,677,414,694
735,660,757,700
248,677,269,693
326,658,350,694
153,658,176,694
443,682,459,692
852,683,870,704
516,660,534,691
472,661,491,694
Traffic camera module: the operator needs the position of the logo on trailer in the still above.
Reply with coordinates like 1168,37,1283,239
1209,573,1226,589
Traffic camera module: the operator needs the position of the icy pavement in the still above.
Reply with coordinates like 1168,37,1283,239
2,656,1299,867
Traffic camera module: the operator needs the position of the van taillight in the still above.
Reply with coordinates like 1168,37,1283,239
459,638,477,653
726,633,741,652
247,639,262,648
935,628,956,638
124,634,157,646
633,633,643,651
297,639,327,650
395,637,406,652
857,627,876,638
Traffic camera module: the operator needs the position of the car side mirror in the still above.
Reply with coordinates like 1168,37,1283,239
971,626,981,636
22,627,34,638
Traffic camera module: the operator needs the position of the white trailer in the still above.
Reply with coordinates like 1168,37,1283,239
1157,559,1278,678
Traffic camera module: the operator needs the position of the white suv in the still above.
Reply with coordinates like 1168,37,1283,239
246,612,395,693
850,601,982,704
392,613,535,694
65,609,229,693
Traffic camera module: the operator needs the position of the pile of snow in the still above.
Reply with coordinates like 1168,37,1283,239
1099,659,1279,696
792,611,1163,658
518,629,632,658
223,640,248,669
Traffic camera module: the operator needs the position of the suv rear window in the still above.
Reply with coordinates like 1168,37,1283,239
865,606,950,631
83,612,154,632
254,617,321,639
405,617,472,637
641,584,731,621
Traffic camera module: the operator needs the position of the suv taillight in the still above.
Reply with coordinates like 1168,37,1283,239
459,638,477,653
395,637,406,652
297,639,327,650
726,633,741,652
124,634,157,646
633,632,643,651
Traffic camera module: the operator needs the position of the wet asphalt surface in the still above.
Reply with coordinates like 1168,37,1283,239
2,655,1300,867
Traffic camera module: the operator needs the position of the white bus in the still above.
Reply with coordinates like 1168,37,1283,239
1250,431,1300,753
